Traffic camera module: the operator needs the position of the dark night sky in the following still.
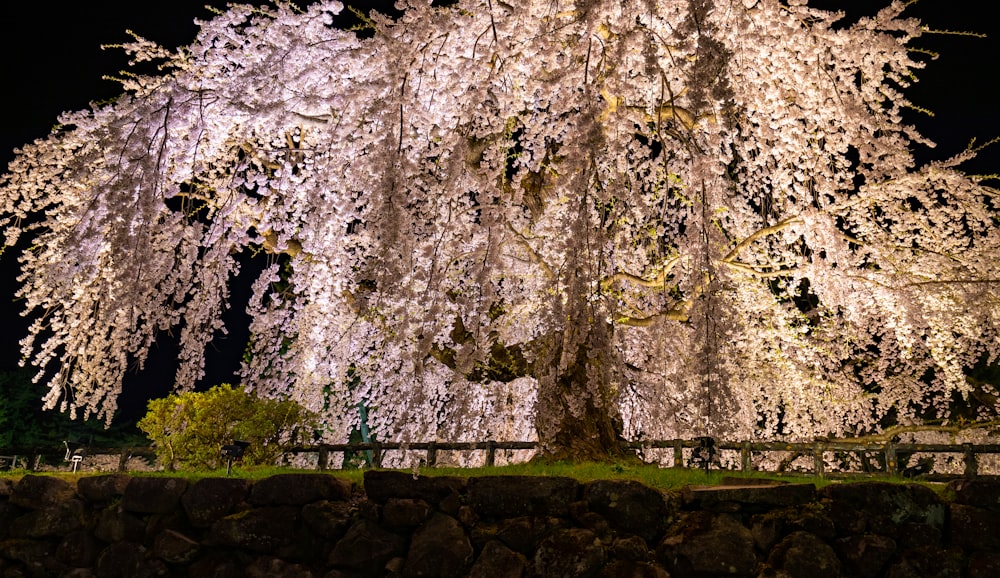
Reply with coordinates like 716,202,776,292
1,1,998,422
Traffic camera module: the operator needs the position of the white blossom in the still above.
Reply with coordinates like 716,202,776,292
1,0,997,450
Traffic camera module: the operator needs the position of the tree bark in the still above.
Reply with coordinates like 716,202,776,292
533,325,628,463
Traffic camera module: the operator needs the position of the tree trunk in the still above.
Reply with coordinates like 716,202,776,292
533,325,628,463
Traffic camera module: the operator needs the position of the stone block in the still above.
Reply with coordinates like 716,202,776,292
249,473,351,506
948,503,1000,551
584,479,677,543
467,476,578,518
8,499,85,538
301,499,356,540
10,475,76,509
382,498,432,529
682,482,816,512
209,506,299,553
766,531,840,578
181,477,252,527
327,518,407,575
122,477,188,514
819,482,945,547
403,513,473,578
468,540,526,578
834,533,896,578
153,529,201,564
657,511,757,576
947,479,1000,512
56,529,102,568
533,528,605,578
77,474,130,504
363,470,466,506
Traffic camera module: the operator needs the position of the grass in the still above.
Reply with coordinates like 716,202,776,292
395,460,834,491
0,460,832,491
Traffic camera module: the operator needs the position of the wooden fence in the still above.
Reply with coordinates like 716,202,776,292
3,439,1000,479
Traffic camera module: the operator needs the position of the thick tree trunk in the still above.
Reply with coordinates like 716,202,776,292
533,328,628,463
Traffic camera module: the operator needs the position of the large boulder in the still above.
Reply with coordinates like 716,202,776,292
95,542,146,578
182,478,252,527
301,499,356,540
467,476,579,519
56,529,102,568
77,474,130,504
0,502,21,540
468,540,526,578
583,480,677,544
327,518,408,575
7,499,85,538
153,529,201,564
209,506,299,553
533,528,606,578
364,470,466,508
9,475,76,509
493,516,567,555
765,531,840,578
0,478,14,498
657,511,758,577
819,482,945,548
750,503,835,551
835,533,897,578
249,473,351,506
94,503,146,543
884,545,963,578
948,503,1000,551
947,479,1000,512
0,538,63,576
968,551,1000,578
402,513,473,578
383,498,433,529
122,477,188,514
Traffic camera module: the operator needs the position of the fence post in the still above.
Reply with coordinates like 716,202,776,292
427,443,437,468
813,442,825,479
963,443,978,478
884,441,897,476
318,445,329,471
486,441,496,467
118,448,129,472
371,441,382,469
741,442,752,474
673,440,683,469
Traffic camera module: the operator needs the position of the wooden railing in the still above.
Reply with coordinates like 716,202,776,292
0,446,157,472
623,439,1000,479
3,439,999,478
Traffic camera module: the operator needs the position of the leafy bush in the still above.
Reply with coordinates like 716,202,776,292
138,384,316,470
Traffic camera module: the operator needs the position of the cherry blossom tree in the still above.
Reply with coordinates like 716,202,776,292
2,0,998,460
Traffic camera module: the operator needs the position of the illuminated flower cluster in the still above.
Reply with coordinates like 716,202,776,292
2,0,997,452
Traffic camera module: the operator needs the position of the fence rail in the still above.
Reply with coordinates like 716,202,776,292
3,439,1000,478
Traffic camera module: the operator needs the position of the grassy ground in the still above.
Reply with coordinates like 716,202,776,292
0,461,838,492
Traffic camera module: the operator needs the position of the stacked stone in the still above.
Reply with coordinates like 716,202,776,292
1,471,999,577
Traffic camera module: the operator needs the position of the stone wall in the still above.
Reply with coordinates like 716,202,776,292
1,471,999,577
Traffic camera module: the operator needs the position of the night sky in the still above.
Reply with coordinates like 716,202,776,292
1,1,998,422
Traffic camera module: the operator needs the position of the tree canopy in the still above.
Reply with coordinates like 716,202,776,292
2,0,998,460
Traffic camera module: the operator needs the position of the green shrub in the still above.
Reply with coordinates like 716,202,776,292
137,384,316,470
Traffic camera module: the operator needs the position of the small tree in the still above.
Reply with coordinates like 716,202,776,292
138,384,315,470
